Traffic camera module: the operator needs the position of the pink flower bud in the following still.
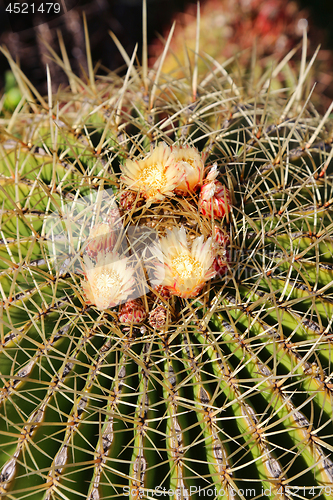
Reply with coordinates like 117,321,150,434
85,223,117,258
119,190,143,211
107,208,122,229
118,299,147,324
199,180,230,219
148,305,167,329
169,145,204,195
81,252,135,310
211,226,230,277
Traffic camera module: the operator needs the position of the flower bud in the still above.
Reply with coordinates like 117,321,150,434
153,285,172,300
119,190,143,211
85,223,117,258
169,145,204,195
118,299,147,324
148,305,167,329
199,180,230,219
211,226,230,277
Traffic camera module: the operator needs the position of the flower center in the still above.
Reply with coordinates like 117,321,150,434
171,254,203,280
140,164,167,196
180,156,194,167
96,270,120,292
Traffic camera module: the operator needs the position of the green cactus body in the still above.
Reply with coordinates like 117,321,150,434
1,15,333,500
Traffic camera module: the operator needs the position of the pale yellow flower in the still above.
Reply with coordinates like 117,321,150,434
152,227,216,298
170,145,204,195
121,143,183,203
81,251,135,310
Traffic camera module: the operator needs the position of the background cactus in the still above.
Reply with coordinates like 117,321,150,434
149,0,333,113
1,5,333,500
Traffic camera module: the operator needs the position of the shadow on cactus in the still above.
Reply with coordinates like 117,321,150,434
1,6,333,500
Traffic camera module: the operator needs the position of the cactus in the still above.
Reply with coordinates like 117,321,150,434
149,0,333,113
1,5,333,500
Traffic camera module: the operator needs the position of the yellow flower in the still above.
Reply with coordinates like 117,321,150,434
81,251,135,310
121,143,183,203
170,144,204,195
152,227,216,298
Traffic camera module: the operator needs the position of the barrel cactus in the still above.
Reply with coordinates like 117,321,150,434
1,9,333,500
